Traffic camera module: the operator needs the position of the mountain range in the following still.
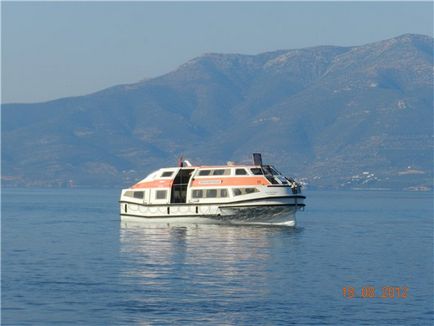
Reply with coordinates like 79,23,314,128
2,33,433,190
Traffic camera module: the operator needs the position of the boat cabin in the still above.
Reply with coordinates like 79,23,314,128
123,161,299,205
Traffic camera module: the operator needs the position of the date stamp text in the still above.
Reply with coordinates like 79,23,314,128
342,286,409,299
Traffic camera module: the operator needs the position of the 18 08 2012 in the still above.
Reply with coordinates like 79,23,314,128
342,286,408,299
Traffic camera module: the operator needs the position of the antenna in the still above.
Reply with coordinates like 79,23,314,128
178,155,184,167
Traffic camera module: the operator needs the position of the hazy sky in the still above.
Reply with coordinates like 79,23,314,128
2,1,433,103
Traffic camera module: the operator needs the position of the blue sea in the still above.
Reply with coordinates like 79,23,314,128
2,189,433,325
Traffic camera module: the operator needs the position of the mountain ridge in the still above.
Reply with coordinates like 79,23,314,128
2,33,433,190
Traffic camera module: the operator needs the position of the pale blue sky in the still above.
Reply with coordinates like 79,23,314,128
2,1,433,103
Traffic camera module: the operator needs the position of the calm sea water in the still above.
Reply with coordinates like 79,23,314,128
2,189,433,325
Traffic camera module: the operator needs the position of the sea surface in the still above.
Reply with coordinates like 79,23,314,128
2,189,433,325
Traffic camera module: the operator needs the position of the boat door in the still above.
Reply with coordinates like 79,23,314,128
170,169,194,203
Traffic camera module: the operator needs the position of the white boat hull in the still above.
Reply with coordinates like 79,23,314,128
120,196,303,226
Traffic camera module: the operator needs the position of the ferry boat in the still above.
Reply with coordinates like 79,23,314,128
119,153,305,226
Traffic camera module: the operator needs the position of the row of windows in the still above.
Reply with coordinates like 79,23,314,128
192,188,259,198
125,187,260,201
198,169,231,176
197,168,261,176
124,190,167,200
159,168,265,178
124,191,145,199
192,189,228,198
233,188,260,196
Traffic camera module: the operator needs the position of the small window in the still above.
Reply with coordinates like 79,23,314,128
235,169,247,175
233,188,259,196
213,169,230,176
198,170,211,176
220,189,228,198
250,168,263,175
206,189,217,198
161,171,174,178
192,189,203,198
245,188,258,194
133,191,144,199
233,188,242,196
155,190,167,200
124,191,134,198
262,165,274,175
270,167,281,176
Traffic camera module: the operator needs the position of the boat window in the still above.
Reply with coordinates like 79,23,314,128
235,168,248,175
206,189,217,198
212,169,230,176
262,165,279,184
155,190,167,200
232,188,259,196
124,191,134,198
161,171,174,178
262,165,273,175
198,170,211,176
220,189,228,198
192,189,203,198
233,188,242,196
250,168,263,175
133,191,144,199
270,166,281,176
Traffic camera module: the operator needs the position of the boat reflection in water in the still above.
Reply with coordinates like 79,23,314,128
117,222,302,323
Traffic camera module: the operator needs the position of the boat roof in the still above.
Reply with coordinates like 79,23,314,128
174,164,260,169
